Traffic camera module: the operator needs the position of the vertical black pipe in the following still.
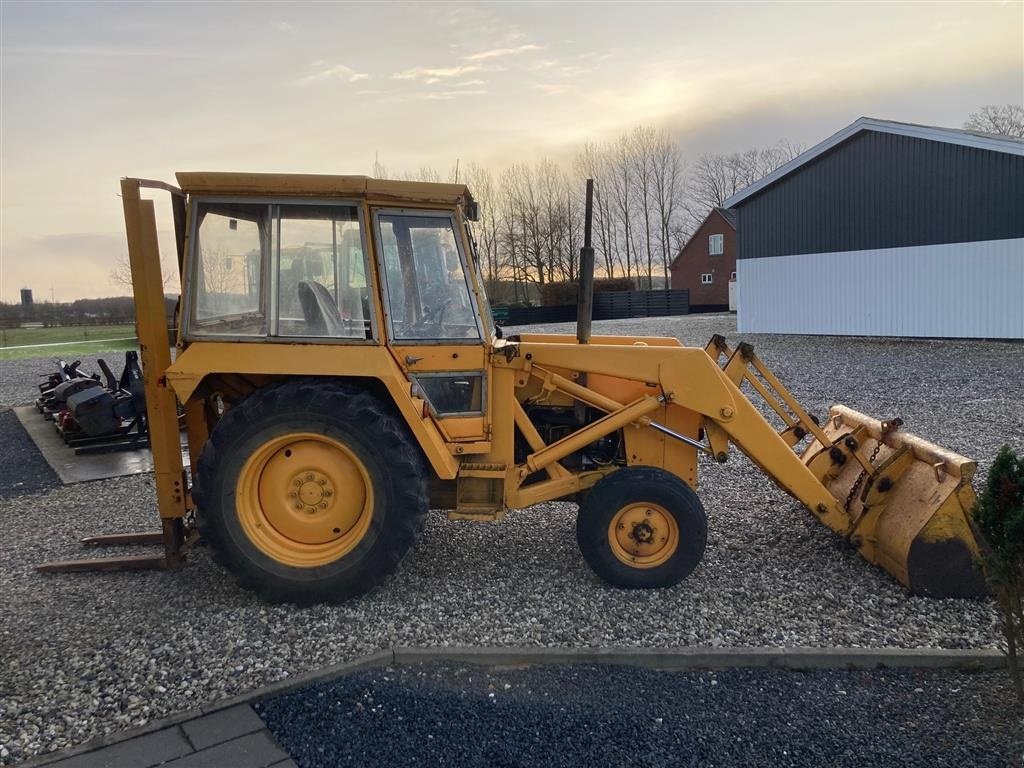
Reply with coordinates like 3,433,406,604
577,178,595,345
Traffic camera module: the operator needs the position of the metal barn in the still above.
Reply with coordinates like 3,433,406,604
724,118,1024,339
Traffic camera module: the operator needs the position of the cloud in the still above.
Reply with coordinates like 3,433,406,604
532,83,568,96
4,45,205,59
275,21,294,32
419,89,488,100
298,63,371,86
392,64,481,81
463,44,541,61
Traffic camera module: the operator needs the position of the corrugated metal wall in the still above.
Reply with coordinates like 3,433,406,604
737,238,1024,338
737,132,1024,259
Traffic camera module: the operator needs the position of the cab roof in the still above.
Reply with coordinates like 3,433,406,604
175,172,475,207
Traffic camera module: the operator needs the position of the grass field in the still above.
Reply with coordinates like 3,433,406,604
0,324,137,362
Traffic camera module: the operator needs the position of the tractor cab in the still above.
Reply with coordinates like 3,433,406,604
175,174,493,446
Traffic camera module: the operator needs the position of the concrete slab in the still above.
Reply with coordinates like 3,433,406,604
45,726,192,768
181,704,265,751
159,731,288,768
13,405,188,484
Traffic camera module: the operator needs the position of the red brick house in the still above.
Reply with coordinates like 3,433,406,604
669,207,737,310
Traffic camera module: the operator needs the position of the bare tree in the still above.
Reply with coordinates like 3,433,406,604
650,129,685,289
462,163,501,294
964,104,1024,138
608,134,637,280
628,126,657,289
687,140,802,222
367,130,800,302
575,142,618,278
109,252,176,291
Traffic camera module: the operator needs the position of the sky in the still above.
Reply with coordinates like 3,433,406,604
1,0,1021,302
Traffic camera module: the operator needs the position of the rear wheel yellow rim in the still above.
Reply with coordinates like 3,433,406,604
608,502,679,569
236,432,373,567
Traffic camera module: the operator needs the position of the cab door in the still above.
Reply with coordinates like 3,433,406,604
371,208,488,446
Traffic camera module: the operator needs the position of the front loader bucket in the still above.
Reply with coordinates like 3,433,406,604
801,405,987,598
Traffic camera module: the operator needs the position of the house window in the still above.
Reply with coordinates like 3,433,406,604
708,234,724,255
701,273,713,285
730,271,737,281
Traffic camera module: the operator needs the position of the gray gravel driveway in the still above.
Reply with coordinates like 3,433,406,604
1,315,1018,764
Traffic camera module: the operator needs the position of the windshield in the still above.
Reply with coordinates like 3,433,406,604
376,211,482,342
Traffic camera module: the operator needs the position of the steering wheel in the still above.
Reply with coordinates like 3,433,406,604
414,296,452,333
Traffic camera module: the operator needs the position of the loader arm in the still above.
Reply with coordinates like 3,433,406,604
513,340,845,528
510,335,986,598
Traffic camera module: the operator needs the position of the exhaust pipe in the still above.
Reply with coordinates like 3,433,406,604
576,178,595,346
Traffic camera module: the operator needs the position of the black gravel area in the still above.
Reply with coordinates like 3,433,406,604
0,408,60,500
258,662,1024,768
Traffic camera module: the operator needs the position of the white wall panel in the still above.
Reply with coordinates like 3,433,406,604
736,238,1024,338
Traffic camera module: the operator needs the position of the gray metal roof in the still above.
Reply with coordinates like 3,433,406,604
715,207,738,229
723,117,1024,208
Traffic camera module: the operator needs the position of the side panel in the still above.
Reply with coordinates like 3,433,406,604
737,238,1024,338
737,132,1024,259
164,342,460,480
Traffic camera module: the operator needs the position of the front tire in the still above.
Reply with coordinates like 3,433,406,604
193,379,428,604
576,467,707,588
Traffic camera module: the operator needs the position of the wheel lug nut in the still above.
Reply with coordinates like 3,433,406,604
318,478,326,485
324,490,332,497
306,473,314,481
289,491,297,498
294,479,302,487
294,502,303,510
319,502,327,509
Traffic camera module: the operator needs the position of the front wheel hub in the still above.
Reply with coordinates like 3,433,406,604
631,520,655,544
608,503,680,569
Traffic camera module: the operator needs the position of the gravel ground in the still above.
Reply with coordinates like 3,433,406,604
0,353,128,410
1,315,1019,764
257,661,1024,768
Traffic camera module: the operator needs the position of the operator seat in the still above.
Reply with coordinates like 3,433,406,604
297,280,344,336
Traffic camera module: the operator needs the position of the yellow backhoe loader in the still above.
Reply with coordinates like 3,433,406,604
40,173,986,602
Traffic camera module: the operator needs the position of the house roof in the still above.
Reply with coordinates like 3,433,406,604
669,207,736,270
722,117,1024,208
716,207,738,229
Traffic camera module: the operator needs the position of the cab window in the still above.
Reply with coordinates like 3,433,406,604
191,202,270,337
376,212,481,342
188,200,373,341
276,204,371,339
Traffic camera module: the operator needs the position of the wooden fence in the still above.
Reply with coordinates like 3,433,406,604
496,289,689,327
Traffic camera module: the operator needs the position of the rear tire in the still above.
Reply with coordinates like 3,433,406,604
193,378,428,604
576,467,707,588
